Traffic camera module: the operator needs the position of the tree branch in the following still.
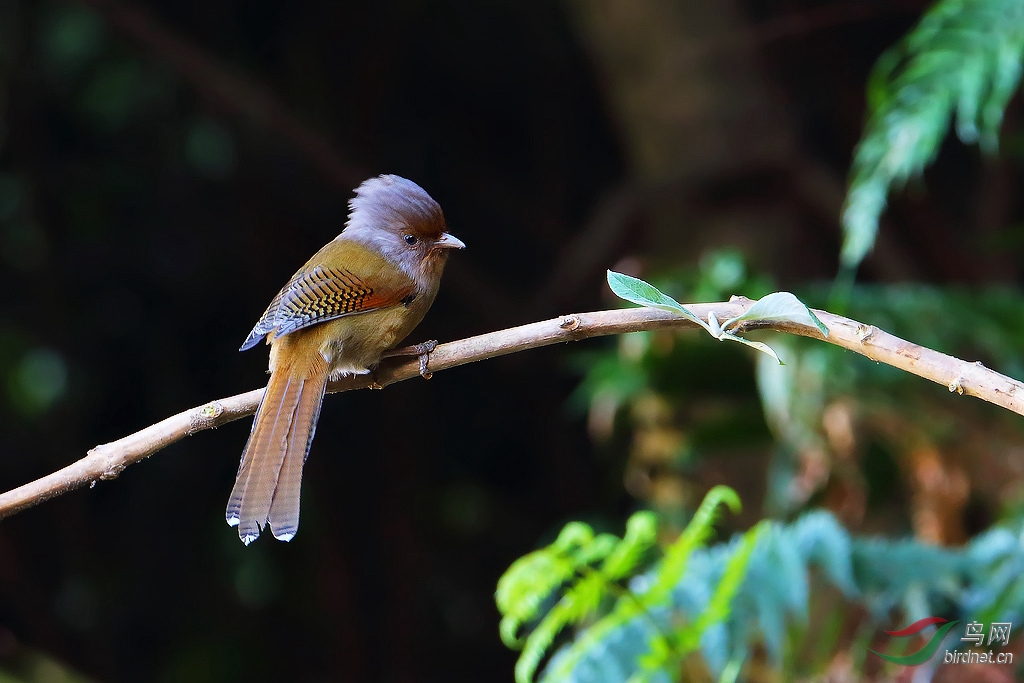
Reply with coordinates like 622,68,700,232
1,299,1021,521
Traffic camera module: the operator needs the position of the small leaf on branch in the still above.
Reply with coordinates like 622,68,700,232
606,270,709,331
722,292,829,336
606,275,813,364
718,333,784,365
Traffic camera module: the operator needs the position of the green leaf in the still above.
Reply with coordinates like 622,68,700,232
530,508,1024,683
605,274,810,365
551,522,596,553
644,486,742,605
496,548,578,648
676,522,767,653
496,522,600,649
722,292,829,337
708,310,784,364
499,514,664,682
840,0,1024,274
577,533,619,565
516,598,575,683
606,270,709,331
600,511,658,581
717,333,784,365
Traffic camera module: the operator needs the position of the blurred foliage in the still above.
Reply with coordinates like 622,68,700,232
759,282,1024,525
511,253,1024,683
497,486,762,683
842,0,1024,280
528,510,1024,682
0,640,95,683
184,120,236,178
36,3,104,75
544,248,1024,679
576,248,1024,527
570,251,778,532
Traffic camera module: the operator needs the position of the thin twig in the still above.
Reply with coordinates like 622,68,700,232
1,300,1021,521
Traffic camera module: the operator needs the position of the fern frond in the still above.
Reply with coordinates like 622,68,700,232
542,591,661,683
533,489,744,683
517,571,624,683
516,596,582,683
842,0,1024,273
629,522,768,682
497,522,599,648
675,522,766,655
601,512,658,581
645,486,741,605
534,510,1024,683
500,511,680,683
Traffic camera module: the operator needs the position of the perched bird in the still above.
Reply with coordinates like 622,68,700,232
227,174,464,545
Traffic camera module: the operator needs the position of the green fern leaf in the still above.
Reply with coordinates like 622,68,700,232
842,0,1024,273
601,512,658,581
497,522,599,648
645,486,741,605
675,522,766,654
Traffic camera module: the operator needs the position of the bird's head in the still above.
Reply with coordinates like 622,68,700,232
342,174,465,283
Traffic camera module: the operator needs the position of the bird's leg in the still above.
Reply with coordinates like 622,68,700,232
382,340,438,379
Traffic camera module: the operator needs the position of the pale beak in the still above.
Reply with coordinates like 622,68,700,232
434,232,466,250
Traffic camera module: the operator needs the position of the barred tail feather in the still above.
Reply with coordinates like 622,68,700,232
226,354,328,545
266,370,326,541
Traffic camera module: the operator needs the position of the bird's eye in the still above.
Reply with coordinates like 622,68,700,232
403,234,418,246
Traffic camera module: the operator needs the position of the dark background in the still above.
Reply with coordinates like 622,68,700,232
0,0,1013,681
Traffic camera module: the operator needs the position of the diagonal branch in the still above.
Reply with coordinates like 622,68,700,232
1,299,1021,521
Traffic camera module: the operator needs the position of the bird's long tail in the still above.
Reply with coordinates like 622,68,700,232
226,352,328,545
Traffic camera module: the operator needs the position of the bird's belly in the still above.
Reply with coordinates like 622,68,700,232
317,307,416,379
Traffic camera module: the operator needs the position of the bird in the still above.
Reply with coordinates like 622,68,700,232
226,174,464,545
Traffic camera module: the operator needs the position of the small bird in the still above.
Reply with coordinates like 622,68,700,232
227,174,464,545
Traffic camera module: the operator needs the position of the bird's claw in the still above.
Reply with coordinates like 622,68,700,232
383,339,437,379
412,340,437,379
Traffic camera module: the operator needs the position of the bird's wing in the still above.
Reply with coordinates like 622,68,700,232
240,249,415,351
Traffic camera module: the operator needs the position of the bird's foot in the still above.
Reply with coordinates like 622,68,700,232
383,339,438,379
